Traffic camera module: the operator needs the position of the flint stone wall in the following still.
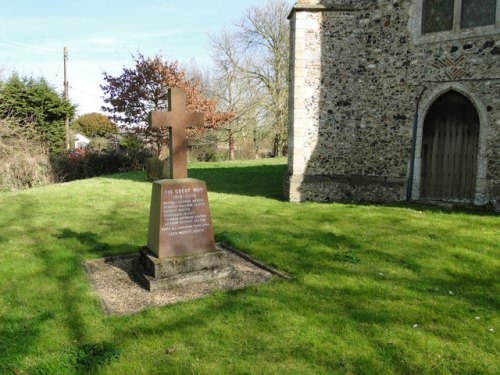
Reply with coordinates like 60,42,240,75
286,0,500,209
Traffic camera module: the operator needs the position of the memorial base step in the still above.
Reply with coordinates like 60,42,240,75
137,246,234,292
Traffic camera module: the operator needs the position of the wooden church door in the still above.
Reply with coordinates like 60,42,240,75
421,91,480,202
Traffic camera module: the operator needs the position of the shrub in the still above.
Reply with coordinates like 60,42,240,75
119,134,143,150
0,117,55,191
189,147,227,162
0,117,150,189
86,136,112,154
72,112,117,137
0,74,75,153
146,157,171,180
203,150,227,162
52,148,152,182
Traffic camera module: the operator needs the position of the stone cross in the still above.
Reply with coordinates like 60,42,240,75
149,87,205,179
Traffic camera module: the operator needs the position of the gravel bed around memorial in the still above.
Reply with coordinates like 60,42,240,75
83,246,278,315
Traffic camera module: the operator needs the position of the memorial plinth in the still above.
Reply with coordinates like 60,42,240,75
147,179,215,257
138,178,232,291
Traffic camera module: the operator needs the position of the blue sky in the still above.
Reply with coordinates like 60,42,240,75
0,0,293,114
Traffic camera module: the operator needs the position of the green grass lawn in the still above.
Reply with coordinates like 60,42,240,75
0,157,498,374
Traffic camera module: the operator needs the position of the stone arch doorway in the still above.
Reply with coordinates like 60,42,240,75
420,91,480,202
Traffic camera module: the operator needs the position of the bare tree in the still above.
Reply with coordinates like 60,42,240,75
236,0,290,156
209,30,262,160
210,0,290,157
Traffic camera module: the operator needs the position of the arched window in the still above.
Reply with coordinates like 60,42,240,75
422,0,498,34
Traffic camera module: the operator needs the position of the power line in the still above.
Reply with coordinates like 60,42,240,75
69,85,101,100
0,38,60,56
71,58,102,75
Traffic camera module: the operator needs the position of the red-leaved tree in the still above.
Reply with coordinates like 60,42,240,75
101,53,233,156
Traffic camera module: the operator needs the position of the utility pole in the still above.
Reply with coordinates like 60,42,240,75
64,47,70,150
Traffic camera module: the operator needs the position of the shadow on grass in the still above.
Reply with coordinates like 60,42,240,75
0,312,53,373
104,163,498,215
42,227,496,373
217,229,362,272
3,163,497,373
0,196,54,371
55,229,112,253
0,198,122,373
384,201,498,216
54,228,141,257
189,164,286,200
104,163,287,200
53,228,145,287
27,341,121,374
331,200,498,217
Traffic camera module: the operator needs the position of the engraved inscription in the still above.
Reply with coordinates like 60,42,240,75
148,179,215,258
161,186,210,238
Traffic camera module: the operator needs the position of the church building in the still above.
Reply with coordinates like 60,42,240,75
285,0,499,210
